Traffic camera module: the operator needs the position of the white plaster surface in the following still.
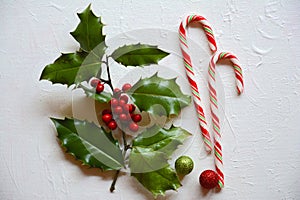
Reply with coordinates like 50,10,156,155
1,0,300,199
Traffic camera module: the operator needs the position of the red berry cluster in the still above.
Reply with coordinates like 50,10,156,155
90,78,105,94
101,83,142,132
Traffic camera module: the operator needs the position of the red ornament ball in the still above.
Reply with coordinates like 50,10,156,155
199,170,218,189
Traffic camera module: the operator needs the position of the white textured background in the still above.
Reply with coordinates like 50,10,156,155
1,0,300,199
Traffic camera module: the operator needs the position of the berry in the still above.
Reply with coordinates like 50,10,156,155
132,114,142,122
102,114,112,124
129,104,136,113
110,98,119,107
119,113,128,121
199,170,218,189
118,99,126,107
120,95,129,103
113,88,122,97
108,120,117,130
129,122,139,132
102,109,112,115
90,78,100,87
123,104,131,113
96,84,104,93
175,156,194,175
122,83,132,92
114,106,123,115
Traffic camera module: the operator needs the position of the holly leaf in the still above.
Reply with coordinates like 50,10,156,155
132,125,191,157
51,118,124,170
131,165,181,198
71,4,106,55
40,5,105,87
80,85,112,103
129,125,190,197
129,125,190,173
128,73,191,117
111,44,169,67
40,51,101,87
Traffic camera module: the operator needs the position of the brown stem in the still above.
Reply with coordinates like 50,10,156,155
110,170,120,193
98,55,114,91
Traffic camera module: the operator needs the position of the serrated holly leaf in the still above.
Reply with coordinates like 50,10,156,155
51,118,124,170
129,125,190,173
129,146,169,173
128,73,191,117
80,85,112,103
132,125,191,157
71,5,106,55
131,165,181,198
111,44,169,67
129,125,190,197
40,51,101,87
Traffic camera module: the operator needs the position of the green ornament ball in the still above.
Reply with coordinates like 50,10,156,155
175,156,194,175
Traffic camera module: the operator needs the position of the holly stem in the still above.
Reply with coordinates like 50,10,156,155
98,55,114,91
102,55,132,193
110,170,120,193
110,129,132,193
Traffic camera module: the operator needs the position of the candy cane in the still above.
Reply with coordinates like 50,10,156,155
179,15,217,152
208,52,244,188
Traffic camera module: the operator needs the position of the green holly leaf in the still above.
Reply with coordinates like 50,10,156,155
128,73,191,117
79,85,112,103
40,5,106,87
129,125,190,197
71,4,106,55
40,51,101,87
111,44,169,67
132,125,191,157
129,125,191,173
51,118,124,170
131,165,181,198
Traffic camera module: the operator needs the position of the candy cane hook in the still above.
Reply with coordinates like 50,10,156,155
208,52,244,188
179,15,217,152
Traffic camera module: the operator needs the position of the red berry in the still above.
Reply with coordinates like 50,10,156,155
129,104,136,113
123,104,130,112
91,79,100,87
110,98,119,107
102,114,112,124
132,114,142,122
108,120,117,130
102,109,112,115
118,99,126,107
114,88,121,93
119,113,128,121
122,83,132,92
199,170,219,189
120,95,129,103
113,88,122,97
96,84,104,94
129,122,139,132
114,106,123,115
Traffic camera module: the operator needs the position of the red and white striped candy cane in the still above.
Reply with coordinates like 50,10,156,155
179,15,217,152
208,52,244,188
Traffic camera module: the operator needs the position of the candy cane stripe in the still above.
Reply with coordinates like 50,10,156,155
179,15,218,152
209,52,244,188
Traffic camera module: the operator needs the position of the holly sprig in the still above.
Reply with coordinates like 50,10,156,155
40,5,191,198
